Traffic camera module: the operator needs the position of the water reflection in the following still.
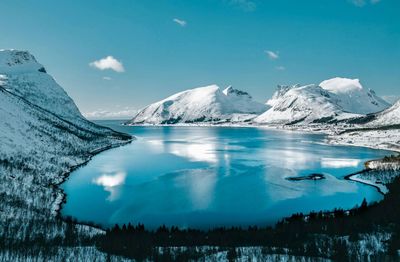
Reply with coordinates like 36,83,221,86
183,169,217,210
93,171,126,201
170,142,217,163
61,124,390,229
321,158,361,168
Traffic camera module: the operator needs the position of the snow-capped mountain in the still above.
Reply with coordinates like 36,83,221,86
127,85,269,125
0,50,131,247
0,49,84,123
319,77,390,115
0,49,127,136
0,49,131,177
254,78,390,125
254,84,358,125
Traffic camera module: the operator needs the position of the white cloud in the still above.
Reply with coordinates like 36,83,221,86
350,0,382,6
173,18,187,27
350,0,366,6
89,56,125,73
83,107,138,120
275,66,285,71
229,0,257,12
265,50,279,60
103,76,112,81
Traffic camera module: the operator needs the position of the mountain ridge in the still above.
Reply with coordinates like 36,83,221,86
127,77,391,126
127,84,269,125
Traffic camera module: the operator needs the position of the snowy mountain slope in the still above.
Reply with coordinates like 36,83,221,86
0,50,131,249
328,102,400,153
0,85,129,185
0,49,45,73
0,49,121,134
254,84,361,125
319,77,390,115
254,78,389,125
0,50,82,121
367,100,400,127
127,85,269,124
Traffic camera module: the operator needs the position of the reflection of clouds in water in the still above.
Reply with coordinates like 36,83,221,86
265,148,318,170
170,143,217,163
93,171,126,201
146,139,217,163
146,136,247,166
321,158,360,168
95,172,126,187
181,169,217,210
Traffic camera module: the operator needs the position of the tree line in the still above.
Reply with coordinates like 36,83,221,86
96,173,400,261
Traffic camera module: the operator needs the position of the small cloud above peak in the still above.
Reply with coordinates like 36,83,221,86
228,0,257,12
173,18,187,27
89,56,125,73
103,76,112,81
265,50,279,60
349,0,382,7
275,66,285,71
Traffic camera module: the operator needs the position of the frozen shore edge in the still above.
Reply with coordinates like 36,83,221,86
51,139,134,220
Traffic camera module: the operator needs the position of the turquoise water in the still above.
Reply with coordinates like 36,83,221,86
61,121,390,229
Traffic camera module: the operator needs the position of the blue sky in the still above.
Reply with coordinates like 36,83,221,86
1,0,399,118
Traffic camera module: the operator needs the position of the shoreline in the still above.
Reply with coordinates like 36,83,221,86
56,124,399,234
122,122,338,135
344,169,386,195
327,139,400,154
52,139,134,220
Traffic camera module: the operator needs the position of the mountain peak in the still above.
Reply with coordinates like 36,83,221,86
128,84,268,125
0,49,45,74
223,85,252,99
0,49,82,122
222,85,233,95
319,77,390,114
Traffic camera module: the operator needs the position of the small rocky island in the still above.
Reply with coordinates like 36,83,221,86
286,173,325,181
